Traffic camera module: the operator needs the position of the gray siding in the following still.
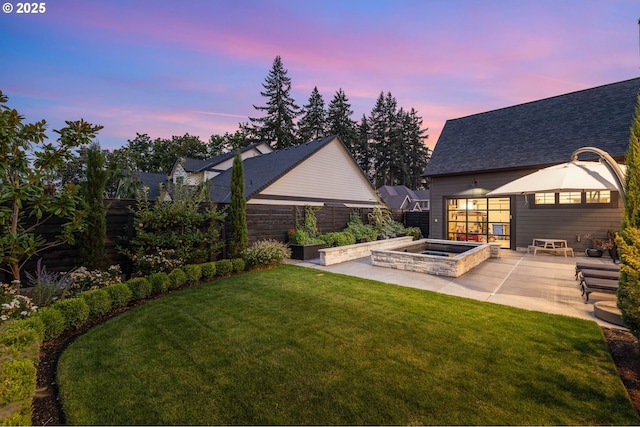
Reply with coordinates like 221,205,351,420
429,170,623,252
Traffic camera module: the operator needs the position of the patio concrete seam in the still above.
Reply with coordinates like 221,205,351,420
487,255,524,300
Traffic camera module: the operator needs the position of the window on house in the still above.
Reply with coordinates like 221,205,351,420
446,196,511,248
534,193,555,204
558,192,582,204
586,190,611,204
530,191,616,208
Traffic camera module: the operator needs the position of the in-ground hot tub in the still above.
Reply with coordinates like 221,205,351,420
370,238,494,277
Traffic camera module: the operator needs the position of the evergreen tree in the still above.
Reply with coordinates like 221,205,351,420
355,115,374,179
229,151,248,258
248,55,300,149
368,92,399,187
79,142,109,269
617,95,640,339
297,86,327,142
327,88,358,153
208,130,251,157
399,107,430,188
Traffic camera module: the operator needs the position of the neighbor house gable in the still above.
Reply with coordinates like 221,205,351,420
209,136,379,207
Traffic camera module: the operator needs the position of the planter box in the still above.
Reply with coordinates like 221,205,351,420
289,243,327,260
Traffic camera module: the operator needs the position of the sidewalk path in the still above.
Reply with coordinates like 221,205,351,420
296,250,622,328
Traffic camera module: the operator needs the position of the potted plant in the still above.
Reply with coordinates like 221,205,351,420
288,207,326,260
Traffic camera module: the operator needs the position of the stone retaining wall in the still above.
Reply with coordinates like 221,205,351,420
318,236,414,266
370,239,492,278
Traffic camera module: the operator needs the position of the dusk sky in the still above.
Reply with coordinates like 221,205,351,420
1,0,639,151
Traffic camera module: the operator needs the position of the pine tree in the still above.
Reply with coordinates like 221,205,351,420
80,142,109,269
229,151,248,258
297,86,326,142
248,56,300,149
355,115,374,179
617,95,640,339
368,92,400,187
400,107,430,188
327,89,358,152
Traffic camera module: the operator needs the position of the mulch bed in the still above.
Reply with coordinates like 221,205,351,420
30,323,640,425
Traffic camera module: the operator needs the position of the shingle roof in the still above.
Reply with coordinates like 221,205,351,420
137,172,167,199
209,135,338,203
180,142,270,173
423,77,640,177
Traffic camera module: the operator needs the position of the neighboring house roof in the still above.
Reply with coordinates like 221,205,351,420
170,142,273,175
377,185,430,210
137,172,168,199
424,77,640,177
209,135,378,207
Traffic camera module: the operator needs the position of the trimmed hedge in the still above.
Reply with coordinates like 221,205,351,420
183,264,202,285
200,262,216,280
232,258,246,273
79,289,112,319
105,283,132,309
216,259,233,276
51,298,90,330
126,278,152,301
168,268,187,290
35,307,66,341
148,272,171,294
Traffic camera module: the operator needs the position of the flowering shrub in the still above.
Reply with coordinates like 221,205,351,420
64,265,122,298
130,249,183,277
243,240,291,269
0,283,37,323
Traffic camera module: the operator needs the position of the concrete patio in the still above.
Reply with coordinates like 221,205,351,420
296,249,623,328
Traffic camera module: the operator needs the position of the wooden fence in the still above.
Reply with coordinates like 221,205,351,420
1,201,408,283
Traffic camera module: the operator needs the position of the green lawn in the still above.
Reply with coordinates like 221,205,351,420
57,265,639,425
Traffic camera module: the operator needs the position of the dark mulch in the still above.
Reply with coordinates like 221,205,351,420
30,323,640,425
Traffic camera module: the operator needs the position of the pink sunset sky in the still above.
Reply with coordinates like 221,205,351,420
1,0,638,151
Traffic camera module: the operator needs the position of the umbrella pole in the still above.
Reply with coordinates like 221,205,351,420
572,147,626,203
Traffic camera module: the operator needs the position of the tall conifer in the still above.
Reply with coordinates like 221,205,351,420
80,142,109,269
617,95,640,338
229,151,248,258
248,56,300,149
298,86,326,142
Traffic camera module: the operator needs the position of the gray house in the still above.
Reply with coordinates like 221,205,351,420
423,77,639,252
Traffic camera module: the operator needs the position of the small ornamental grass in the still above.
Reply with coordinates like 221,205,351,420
57,266,639,426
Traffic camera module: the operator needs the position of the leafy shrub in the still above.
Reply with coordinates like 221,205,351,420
104,283,132,309
148,272,171,294
0,283,37,323
200,262,216,280
0,318,42,357
0,358,36,406
404,227,423,240
215,259,233,276
35,307,66,341
183,264,202,285
288,229,323,245
64,265,122,298
345,212,378,242
319,231,356,247
168,268,187,290
243,240,291,269
129,249,184,277
79,289,112,319
122,184,226,267
52,298,90,330
232,258,246,272
126,278,152,301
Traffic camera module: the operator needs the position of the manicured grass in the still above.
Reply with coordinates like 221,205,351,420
57,265,639,425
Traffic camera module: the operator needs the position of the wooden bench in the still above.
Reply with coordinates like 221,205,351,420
580,276,619,302
527,245,574,257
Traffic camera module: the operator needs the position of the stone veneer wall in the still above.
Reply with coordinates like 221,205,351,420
369,239,493,278
318,236,414,266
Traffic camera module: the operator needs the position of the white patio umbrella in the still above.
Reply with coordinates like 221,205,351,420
486,160,626,196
